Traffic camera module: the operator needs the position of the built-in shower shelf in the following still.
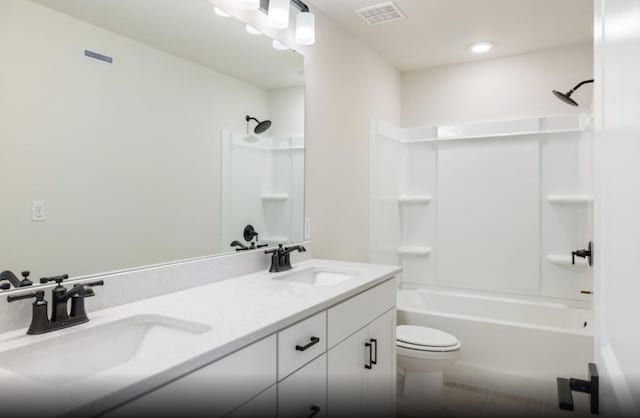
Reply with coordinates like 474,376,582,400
261,193,289,201
397,195,433,204
547,195,594,204
547,255,588,266
398,246,432,256
262,236,289,244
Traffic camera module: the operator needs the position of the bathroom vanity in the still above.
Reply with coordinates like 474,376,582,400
0,260,400,417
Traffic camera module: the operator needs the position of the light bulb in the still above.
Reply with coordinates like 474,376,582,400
295,12,316,45
238,0,260,11
469,41,494,54
272,40,289,50
268,0,290,29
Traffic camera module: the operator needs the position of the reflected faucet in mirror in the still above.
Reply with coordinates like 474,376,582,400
0,270,34,290
230,225,268,251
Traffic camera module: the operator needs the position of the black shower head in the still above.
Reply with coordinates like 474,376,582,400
246,115,272,134
552,79,594,107
553,89,579,107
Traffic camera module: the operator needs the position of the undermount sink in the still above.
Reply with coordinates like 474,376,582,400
0,314,211,385
273,267,361,286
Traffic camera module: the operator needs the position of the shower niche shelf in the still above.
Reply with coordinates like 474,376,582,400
261,193,290,201
397,195,433,204
547,254,589,267
398,246,432,257
547,195,594,204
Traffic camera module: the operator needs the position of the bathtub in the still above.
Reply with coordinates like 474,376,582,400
397,288,594,401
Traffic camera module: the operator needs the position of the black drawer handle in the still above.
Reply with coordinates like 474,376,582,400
308,405,321,418
370,338,378,365
365,342,373,369
296,336,320,352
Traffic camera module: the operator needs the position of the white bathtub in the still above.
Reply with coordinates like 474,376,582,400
397,288,594,401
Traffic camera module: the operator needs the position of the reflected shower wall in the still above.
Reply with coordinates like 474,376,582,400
221,131,305,249
369,115,593,304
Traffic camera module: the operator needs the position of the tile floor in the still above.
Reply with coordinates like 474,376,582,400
398,381,594,418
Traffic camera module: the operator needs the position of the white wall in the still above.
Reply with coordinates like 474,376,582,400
402,44,594,127
268,86,305,138
0,0,270,277
593,0,640,415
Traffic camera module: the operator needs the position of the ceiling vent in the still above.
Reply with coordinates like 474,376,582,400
356,2,405,25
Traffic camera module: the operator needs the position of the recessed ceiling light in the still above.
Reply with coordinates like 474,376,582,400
246,25,262,35
213,7,231,17
469,41,494,54
272,40,289,50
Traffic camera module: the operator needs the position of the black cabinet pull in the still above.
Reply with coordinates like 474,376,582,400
365,342,373,369
370,338,378,365
308,405,321,418
296,336,320,352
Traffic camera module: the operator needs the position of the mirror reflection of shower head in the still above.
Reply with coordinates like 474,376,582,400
246,115,272,134
552,79,594,107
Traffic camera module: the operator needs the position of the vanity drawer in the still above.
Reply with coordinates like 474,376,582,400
278,311,327,379
327,278,397,348
107,335,276,417
278,353,327,418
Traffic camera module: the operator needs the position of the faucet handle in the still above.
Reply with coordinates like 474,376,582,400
7,290,46,304
265,244,284,255
40,274,70,285
20,271,33,287
0,282,9,291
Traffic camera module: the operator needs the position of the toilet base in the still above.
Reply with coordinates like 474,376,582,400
400,369,446,416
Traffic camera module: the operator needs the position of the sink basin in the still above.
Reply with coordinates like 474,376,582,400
0,314,211,384
273,267,361,286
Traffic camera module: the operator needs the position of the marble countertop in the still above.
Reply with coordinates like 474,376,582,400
0,259,401,417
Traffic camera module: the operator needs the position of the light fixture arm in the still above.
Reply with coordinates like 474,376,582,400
260,0,310,13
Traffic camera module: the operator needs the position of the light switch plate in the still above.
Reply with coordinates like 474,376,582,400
32,201,45,222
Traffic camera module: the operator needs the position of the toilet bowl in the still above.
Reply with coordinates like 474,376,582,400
396,325,461,414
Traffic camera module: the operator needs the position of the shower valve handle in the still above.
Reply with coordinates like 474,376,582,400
572,242,593,267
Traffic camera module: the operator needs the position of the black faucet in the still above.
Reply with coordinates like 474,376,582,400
265,244,307,273
0,270,34,289
7,274,104,335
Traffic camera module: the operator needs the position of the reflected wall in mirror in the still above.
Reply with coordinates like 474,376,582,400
0,0,305,287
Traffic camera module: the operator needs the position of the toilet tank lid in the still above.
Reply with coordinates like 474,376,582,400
397,325,459,347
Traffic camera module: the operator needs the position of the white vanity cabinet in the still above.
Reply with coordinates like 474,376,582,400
104,278,397,418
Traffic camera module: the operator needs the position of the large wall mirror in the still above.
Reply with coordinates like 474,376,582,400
0,0,305,288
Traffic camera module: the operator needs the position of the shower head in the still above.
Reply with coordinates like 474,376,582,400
552,90,579,106
246,115,272,135
552,79,594,107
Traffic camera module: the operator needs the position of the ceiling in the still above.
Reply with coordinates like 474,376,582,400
309,0,593,72
31,0,304,89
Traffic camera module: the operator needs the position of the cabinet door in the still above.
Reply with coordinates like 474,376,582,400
364,309,396,418
278,354,327,418
226,385,277,418
327,327,367,417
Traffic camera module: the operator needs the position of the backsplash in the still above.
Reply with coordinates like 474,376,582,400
0,243,311,334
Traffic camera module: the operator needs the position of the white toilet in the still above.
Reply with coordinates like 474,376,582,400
396,325,461,414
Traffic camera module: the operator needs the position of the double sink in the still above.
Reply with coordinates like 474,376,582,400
0,266,360,386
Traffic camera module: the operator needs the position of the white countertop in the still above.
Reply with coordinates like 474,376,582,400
0,259,401,417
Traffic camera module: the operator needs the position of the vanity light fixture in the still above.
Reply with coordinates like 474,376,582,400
469,41,494,54
272,40,289,50
246,24,262,35
239,0,261,11
268,0,291,29
213,7,231,17
295,11,315,45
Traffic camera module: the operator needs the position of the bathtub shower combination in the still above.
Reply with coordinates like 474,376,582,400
369,114,594,401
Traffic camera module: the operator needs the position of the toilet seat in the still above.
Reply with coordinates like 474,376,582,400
396,325,461,352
